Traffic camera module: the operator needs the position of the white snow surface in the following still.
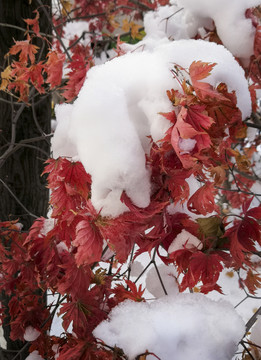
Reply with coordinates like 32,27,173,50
52,39,251,217
93,294,245,360
23,326,41,342
143,0,261,61
168,229,203,253
25,350,44,360
145,264,179,298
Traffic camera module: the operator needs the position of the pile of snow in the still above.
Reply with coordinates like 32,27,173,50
93,294,245,360
25,351,44,360
168,229,203,253
145,264,179,298
52,39,251,217
143,0,260,61
23,326,40,342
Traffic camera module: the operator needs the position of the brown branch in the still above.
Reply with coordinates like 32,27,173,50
0,22,53,39
245,306,261,335
0,179,38,219
36,0,72,61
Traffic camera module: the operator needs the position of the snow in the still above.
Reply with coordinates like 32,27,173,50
93,294,245,360
145,264,179,298
25,350,44,360
142,0,260,61
53,39,251,217
23,326,41,342
168,229,203,253
48,4,261,357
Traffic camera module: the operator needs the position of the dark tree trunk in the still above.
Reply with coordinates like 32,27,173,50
0,1,52,358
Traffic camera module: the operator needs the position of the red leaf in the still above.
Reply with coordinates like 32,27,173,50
246,205,261,220
59,300,89,335
187,182,219,215
73,219,103,265
19,62,45,93
189,61,227,101
224,217,261,266
63,54,89,101
58,252,92,300
243,269,261,295
113,280,145,302
24,10,40,36
9,39,39,64
45,51,66,89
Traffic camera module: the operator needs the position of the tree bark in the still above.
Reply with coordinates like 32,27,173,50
0,1,52,358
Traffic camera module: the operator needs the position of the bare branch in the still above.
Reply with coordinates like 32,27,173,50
0,179,38,219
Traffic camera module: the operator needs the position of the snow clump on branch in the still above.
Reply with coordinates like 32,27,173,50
93,293,245,360
143,0,261,62
52,39,251,217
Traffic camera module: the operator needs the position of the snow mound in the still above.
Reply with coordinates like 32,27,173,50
143,0,260,61
52,39,251,217
93,293,245,360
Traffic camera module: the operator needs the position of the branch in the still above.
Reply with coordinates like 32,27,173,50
0,22,53,39
245,121,261,130
245,305,261,335
0,134,52,168
0,179,38,219
36,0,72,61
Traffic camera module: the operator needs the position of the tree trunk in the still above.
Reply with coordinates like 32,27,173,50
0,1,52,358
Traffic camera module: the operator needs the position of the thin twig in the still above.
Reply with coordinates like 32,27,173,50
0,179,38,219
36,0,72,61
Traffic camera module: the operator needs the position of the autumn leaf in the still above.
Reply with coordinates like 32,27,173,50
61,0,73,16
197,215,224,239
18,62,45,94
122,18,131,32
187,182,219,215
58,252,92,300
9,39,39,64
59,300,89,336
45,50,65,89
224,213,261,266
73,219,103,265
180,251,224,292
63,54,89,101
113,280,145,302
243,269,261,295
0,65,12,91
24,10,40,36
189,61,227,102
209,165,227,186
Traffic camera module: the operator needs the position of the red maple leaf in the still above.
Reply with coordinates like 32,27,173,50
18,62,45,94
183,251,223,290
59,299,89,336
23,10,40,36
73,219,103,266
187,182,219,215
63,54,89,101
45,50,66,89
243,268,261,295
189,61,228,102
9,39,39,64
58,252,92,300
224,204,261,266
113,279,145,302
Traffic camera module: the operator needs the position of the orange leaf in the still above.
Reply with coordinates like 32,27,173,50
189,61,227,102
24,10,40,36
45,50,66,89
9,39,39,64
